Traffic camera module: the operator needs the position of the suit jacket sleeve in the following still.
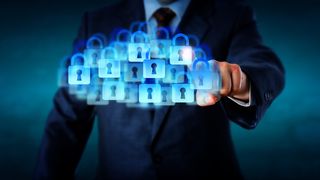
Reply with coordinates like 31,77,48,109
221,5,285,129
34,12,95,179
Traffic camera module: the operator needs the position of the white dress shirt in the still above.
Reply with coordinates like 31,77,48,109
143,0,251,107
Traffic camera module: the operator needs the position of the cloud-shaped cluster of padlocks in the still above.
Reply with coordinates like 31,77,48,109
61,28,221,107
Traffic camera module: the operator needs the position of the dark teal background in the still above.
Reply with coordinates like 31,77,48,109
0,0,319,179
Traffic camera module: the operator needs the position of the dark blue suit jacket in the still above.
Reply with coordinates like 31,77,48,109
34,0,285,179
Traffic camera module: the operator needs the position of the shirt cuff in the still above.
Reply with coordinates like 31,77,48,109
227,85,252,107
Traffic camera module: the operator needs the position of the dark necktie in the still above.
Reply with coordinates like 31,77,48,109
153,7,176,36
148,8,175,120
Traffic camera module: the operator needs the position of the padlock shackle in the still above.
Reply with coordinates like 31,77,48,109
138,22,149,32
86,35,104,49
194,47,208,60
131,30,149,43
154,27,170,39
192,58,210,71
130,21,142,33
109,41,128,56
172,33,189,46
70,53,86,65
101,46,118,59
92,33,108,44
187,34,200,47
116,29,132,42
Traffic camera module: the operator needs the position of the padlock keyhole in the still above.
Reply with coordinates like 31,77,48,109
110,85,117,97
137,47,142,58
147,88,153,99
76,69,83,81
178,49,183,61
158,43,164,55
124,88,130,99
170,68,176,80
199,75,204,86
92,53,98,64
151,63,157,74
161,90,168,102
107,63,113,74
131,67,138,78
180,88,186,99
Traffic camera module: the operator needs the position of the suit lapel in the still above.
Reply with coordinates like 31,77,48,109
151,0,213,143
178,14,210,44
118,0,146,28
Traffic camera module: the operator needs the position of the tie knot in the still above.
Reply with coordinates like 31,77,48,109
153,7,176,28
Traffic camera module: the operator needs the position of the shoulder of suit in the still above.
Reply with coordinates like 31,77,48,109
215,0,250,9
211,0,252,20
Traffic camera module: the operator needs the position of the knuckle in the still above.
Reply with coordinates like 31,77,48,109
219,61,228,69
230,64,240,72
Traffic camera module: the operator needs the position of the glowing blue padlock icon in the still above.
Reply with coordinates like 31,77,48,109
193,47,208,60
172,72,195,103
170,33,193,65
84,36,104,67
87,75,108,105
91,33,108,45
172,84,195,103
98,47,121,78
149,27,171,59
124,62,144,82
102,80,125,101
187,34,200,47
162,64,185,83
111,29,131,61
143,60,165,78
205,60,221,92
69,84,88,100
154,86,175,106
87,88,108,105
139,84,161,103
118,83,139,103
128,31,150,62
68,53,91,85
190,58,214,90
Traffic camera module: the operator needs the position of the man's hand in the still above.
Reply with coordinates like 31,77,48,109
196,60,250,106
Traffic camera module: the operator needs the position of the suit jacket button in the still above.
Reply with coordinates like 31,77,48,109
264,92,271,101
153,155,162,164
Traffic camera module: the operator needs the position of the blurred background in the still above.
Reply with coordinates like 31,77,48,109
0,0,319,179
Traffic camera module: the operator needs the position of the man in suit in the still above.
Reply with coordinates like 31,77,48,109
34,0,285,179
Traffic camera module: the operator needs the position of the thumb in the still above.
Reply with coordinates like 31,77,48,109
196,90,220,106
